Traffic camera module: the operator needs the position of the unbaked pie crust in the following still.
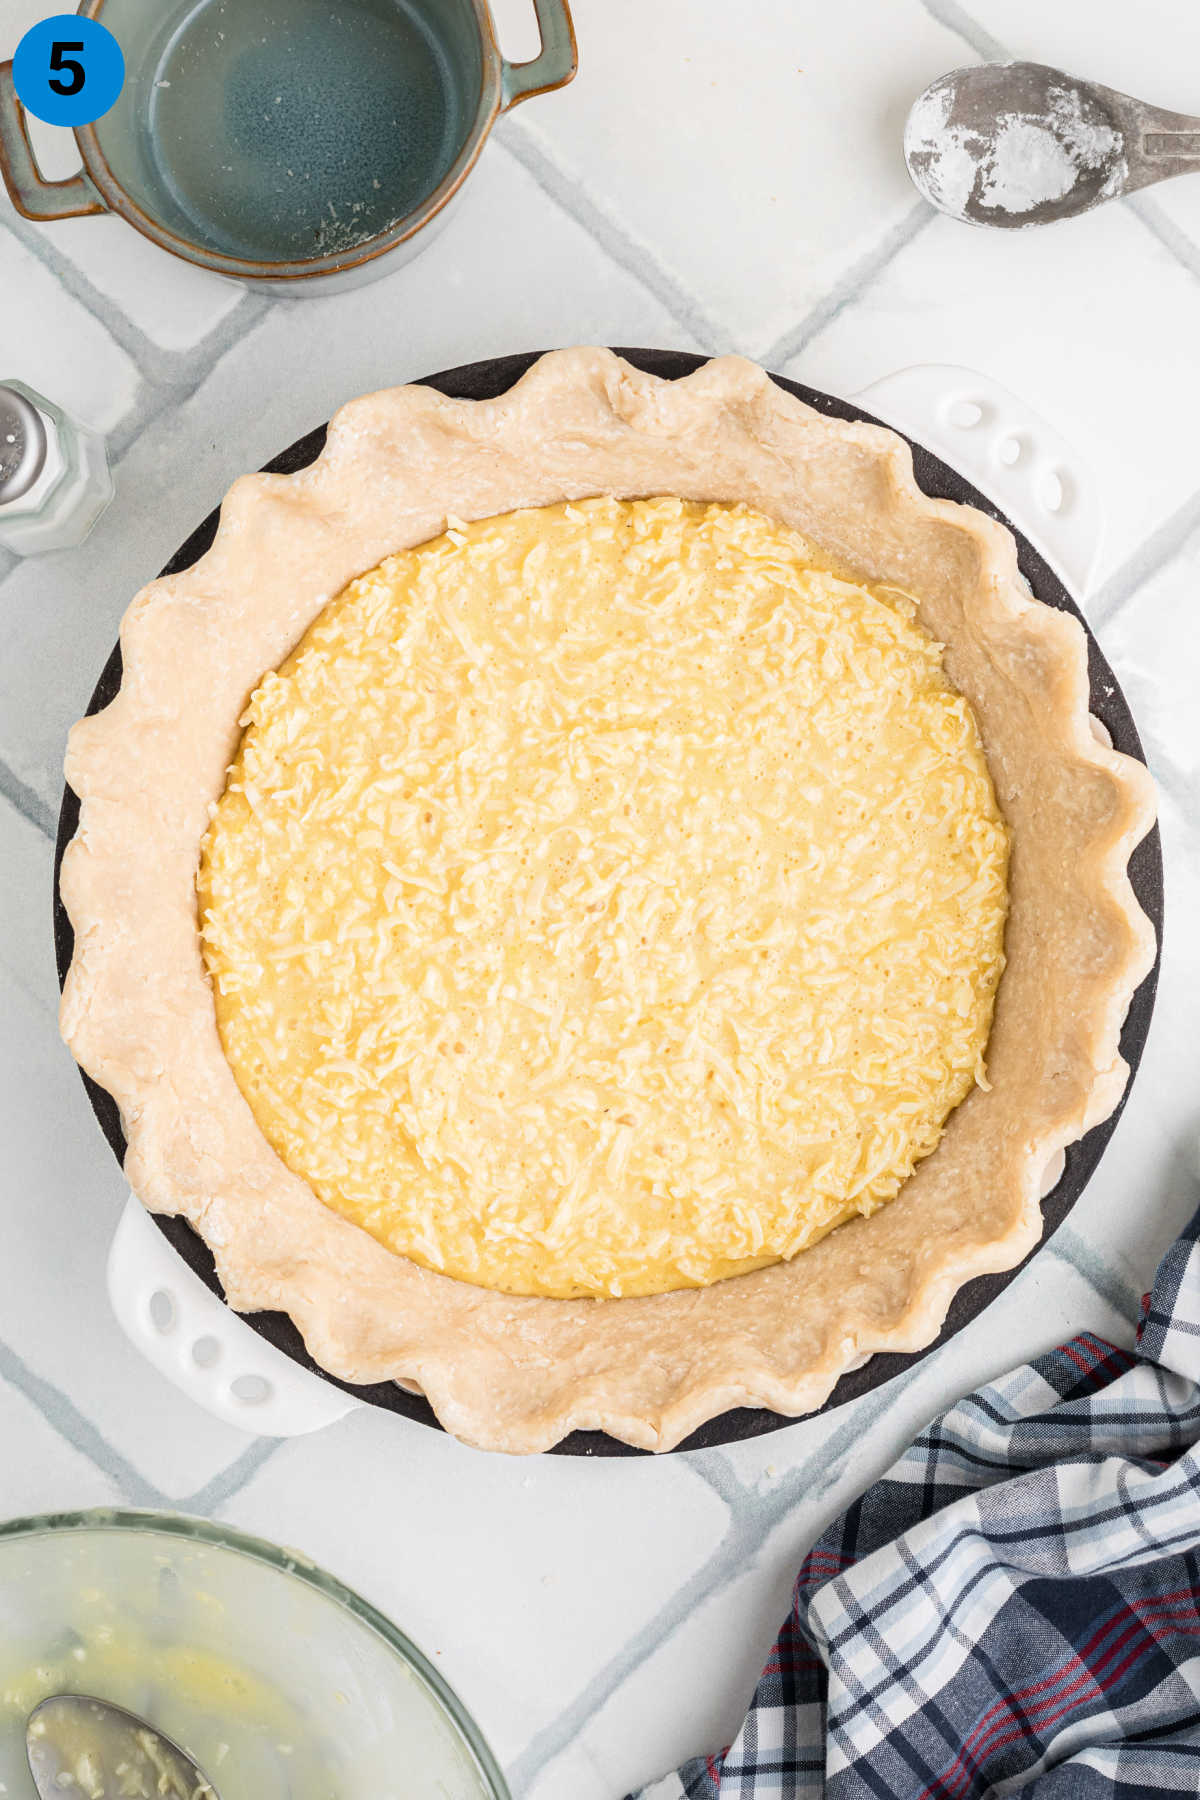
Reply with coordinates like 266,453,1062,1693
60,349,1157,1453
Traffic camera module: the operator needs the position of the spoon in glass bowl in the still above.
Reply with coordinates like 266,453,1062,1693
905,60,1200,227
27,1694,219,1800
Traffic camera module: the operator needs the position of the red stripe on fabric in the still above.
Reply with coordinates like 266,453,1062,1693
947,1581,1200,1771
919,1594,1200,1799
947,1644,1136,1791
1005,1619,1185,1754
1059,1340,1105,1375
945,1609,1182,1791
1129,1592,1200,1657
930,1608,1112,1771
1096,1595,1200,1679
932,1663,1103,1799
768,1647,823,1674
928,1663,1102,1800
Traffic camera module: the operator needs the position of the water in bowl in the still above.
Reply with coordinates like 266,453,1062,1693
137,0,466,263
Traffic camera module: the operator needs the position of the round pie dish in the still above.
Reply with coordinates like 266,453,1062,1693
56,348,1161,1454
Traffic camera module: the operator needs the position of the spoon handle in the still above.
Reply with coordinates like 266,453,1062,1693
1094,85,1200,191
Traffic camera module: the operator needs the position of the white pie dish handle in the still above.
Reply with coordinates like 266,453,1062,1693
107,1194,362,1436
103,362,1104,1441
852,364,1103,598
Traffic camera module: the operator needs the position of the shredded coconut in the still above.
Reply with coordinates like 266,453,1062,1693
198,499,1009,1300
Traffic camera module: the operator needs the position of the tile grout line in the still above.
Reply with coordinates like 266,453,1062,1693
1124,191,1200,283
915,0,1007,60
0,205,252,392
0,1320,281,1517
0,1335,170,1509
514,1219,1170,1793
0,190,272,539
0,760,56,840
683,1264,1024,1509
3,133,921,1552
1048,1232,1144,1328
759,200,934,369
494,120,733,354
0,209,164,376
1,22,1194,1667
764,0,1200,621
105,289,275,464
683,1391,895,1511
183,1436,283,1513
685,1449,752,1507
504,1510,762,1795
1089,480,1200,626
0,21,1188,1746
0,287,272,606
520,1222,1175,1789
1051,1134,1200,1338
0,290,270,827
511,1384,916,1790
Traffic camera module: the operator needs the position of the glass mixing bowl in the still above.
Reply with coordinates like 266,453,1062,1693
0,1509,509,1799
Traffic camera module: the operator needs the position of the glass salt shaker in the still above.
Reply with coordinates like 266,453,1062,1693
0,380,113,555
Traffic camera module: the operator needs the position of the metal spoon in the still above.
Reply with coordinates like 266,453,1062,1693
27,1694,219,1800
905,60,1200,228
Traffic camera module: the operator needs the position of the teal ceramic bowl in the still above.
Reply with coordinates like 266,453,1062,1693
0,0,575,292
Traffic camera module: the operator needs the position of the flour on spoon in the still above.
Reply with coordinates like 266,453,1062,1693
907,78,1124,218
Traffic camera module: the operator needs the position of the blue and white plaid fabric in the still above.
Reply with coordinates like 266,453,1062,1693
636,1209,1200,1798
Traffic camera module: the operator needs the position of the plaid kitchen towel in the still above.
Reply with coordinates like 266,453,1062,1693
635,1208,1200,1798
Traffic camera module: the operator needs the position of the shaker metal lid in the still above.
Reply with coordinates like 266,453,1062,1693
0,385,48,504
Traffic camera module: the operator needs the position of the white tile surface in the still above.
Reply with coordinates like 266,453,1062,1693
0,1379,122,1520
0,4,1198,1793
499,0,976,352
0,231,140,431
526,1740,614,1800
220,1410,728,1769
31,213,245,353
1100,534,1200,783
784,202,1200,588
527,1522,790,1799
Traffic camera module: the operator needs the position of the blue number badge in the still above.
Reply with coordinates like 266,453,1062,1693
13,15,125,127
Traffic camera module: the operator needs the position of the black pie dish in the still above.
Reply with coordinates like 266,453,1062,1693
53,348,1163,1456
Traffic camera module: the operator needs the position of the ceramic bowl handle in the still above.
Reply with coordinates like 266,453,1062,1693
852,364,1103,598
107,1195,361,1437
499,0,578,110
0,62,106,220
